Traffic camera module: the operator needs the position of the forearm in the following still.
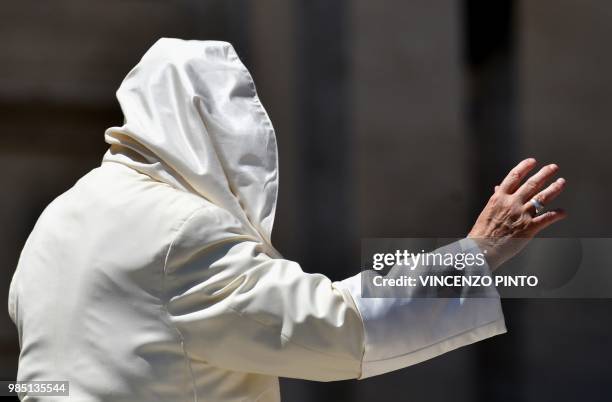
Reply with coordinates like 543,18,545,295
336,238,506,378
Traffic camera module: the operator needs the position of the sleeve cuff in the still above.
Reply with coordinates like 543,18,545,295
337,238,507,379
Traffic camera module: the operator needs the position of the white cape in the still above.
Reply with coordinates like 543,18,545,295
9,38,505,402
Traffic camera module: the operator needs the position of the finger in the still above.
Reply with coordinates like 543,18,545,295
516,163,559,202
499,158,537,194
494,185,500,192
529,208,567,235
524,177,566,213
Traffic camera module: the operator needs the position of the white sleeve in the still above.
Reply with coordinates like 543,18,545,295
336,238,506,379
167,208,504,381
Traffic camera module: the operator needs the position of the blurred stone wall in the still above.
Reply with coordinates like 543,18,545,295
519,1,612,400
351,1,471,239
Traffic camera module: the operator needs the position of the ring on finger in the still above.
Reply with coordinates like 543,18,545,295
530,197,545,215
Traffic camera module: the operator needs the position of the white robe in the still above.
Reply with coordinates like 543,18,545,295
8,38,506,402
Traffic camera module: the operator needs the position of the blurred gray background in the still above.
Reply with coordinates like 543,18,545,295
1,1,611,401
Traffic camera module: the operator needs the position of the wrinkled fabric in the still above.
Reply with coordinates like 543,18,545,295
9,38,505,402
104,38,279,249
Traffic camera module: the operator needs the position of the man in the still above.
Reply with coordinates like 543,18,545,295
8,38,566,401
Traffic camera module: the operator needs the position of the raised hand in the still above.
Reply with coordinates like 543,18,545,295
468,158,567,270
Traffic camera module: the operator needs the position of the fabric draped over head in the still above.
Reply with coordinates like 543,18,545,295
103,38,279,245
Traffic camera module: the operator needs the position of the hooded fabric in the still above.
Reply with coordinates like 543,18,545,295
9,38,505,402
103,38,278,247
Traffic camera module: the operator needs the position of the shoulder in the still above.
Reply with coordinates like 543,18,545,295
74,162,250,255
164,202,252,271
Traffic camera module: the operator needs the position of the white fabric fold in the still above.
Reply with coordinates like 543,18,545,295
103,38,279,249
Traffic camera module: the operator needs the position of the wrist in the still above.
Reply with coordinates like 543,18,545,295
466,236,501,272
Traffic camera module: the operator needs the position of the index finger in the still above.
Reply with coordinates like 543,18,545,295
499,158,537,194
